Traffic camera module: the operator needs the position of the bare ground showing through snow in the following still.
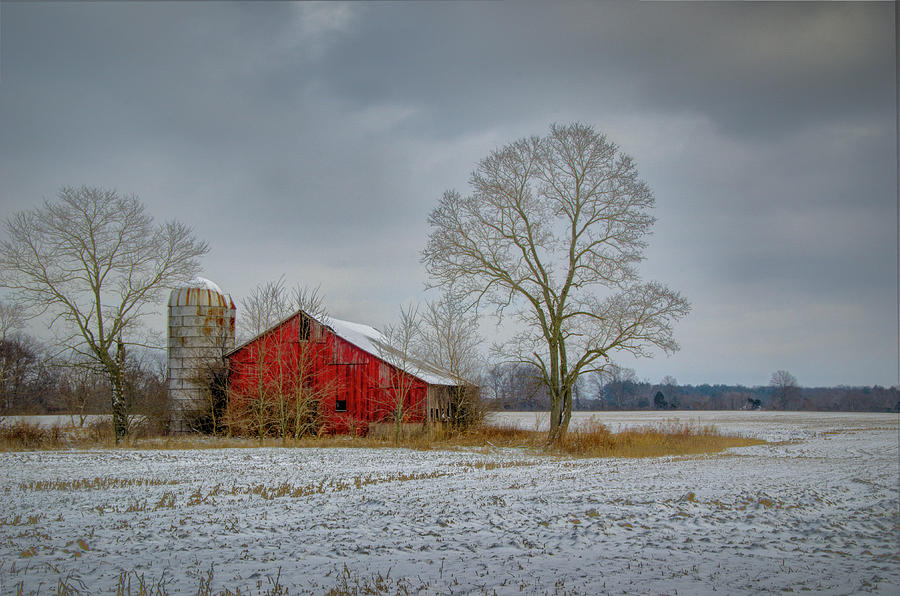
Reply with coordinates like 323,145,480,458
1,411,898,594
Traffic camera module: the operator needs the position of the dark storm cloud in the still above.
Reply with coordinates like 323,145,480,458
308,2,893,138
2,3,419,247
0,1,894,386
614,2,893,138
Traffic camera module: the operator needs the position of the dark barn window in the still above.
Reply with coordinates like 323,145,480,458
299,315,310,341
335,399,347,412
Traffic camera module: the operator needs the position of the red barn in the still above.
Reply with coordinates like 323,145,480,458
225,310,466,434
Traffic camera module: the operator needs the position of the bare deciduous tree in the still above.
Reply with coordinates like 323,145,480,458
418,293,482,386
287,284,330,439
660,375,680,409
417,292,485,428
596,364,638,410
378,304,424,442
0,301,25,344
56,357,109,427
485,362,549,410
0,334,42,413
234,277,291,439
184,353,230,436
0,186,208,441
769,369,800,410
237,277,294,344
0,301,28,410
423,123,690,443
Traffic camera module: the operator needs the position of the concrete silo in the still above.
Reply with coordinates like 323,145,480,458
167,277,235,433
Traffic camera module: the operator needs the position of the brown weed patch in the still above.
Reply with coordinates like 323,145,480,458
556,418,764,458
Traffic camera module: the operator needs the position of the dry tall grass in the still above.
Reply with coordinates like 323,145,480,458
556,417,764,458
0,416,763,457
0,420,69,450
0,418,159,451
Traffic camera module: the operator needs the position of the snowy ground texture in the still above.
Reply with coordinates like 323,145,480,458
1,412,898,594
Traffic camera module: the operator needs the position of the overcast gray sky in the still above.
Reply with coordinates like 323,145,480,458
0,1,896,387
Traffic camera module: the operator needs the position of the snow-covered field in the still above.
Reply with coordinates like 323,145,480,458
1,412,897,594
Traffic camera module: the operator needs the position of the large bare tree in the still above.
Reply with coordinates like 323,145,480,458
423,123,690,443
0,186,208,441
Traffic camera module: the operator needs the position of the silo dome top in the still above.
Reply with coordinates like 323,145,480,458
176,276,224,294
168,277,235,308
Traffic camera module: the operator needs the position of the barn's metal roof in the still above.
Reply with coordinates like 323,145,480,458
323,316,461,386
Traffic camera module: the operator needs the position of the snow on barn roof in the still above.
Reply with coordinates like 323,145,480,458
322,316,461,387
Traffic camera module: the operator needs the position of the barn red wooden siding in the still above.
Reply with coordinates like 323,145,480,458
227,312,426,433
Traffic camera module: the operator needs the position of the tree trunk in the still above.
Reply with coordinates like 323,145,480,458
561,385,573,434
547,383,574,446
546,336,564,445
547,389,564,445
111,336,128,443
111,375,128,442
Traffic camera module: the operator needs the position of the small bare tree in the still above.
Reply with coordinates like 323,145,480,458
119,348,169,436
423,123,690,443
484,362,547,410
0,301,27,411
660,375,680,409
234,277,292,440
287,285,331,439
184,354,229,435
595,364,637,410
56,358,108,427
0,334,42,413
0,186,208,441
378,304,424,442
0,301,25,344
417,292,485,428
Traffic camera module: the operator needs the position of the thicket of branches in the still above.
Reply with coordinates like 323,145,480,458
212,277,336,439
0,329,171,427
377,295,486,439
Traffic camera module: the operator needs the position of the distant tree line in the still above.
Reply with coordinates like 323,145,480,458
6,333,898,419
482,363,900,413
